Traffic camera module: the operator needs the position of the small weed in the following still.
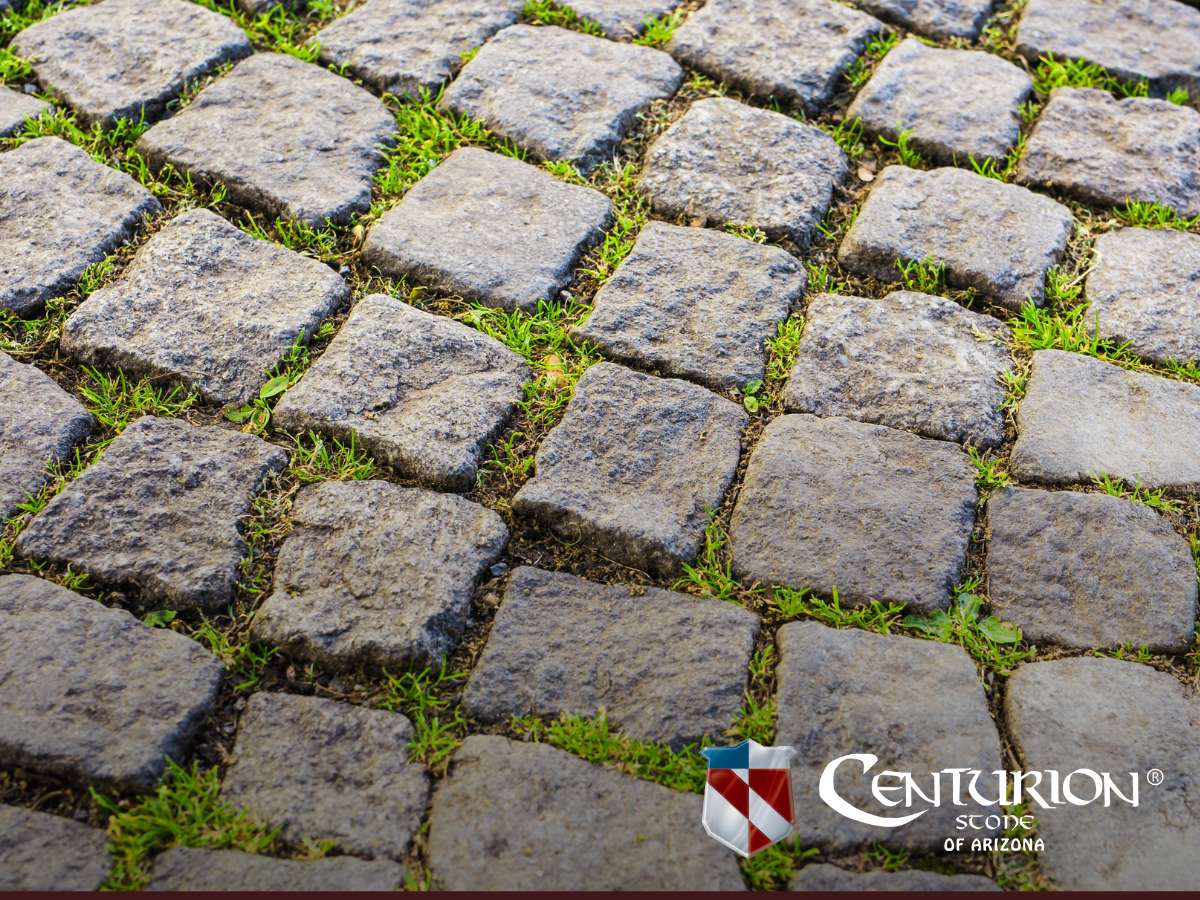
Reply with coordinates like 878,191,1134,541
822,116,866,159
240,213,342,262
902,578,1033,674
967,133,1026,182
999,367,1028,412
1166,87,1191,107
895,256,945,294
459,45,479,64
770,586,904,634
968,447,1012,492
765,316,804,383
675,515,755,605
192,1,319,61
1100,643,1154,664
1091,474,1183,513
1008,301,1110,357
1018,99,1041,125
634,10,683,47
77,367,197,433
224,335,314,434
805,261,849,296
843,31,897,89
289,431,377,483
191,617,278,692
723,222,768,243
866,843,910,872
522,0,604,36
379,661,468,769
1113,199,1200,231
577,163,651,284
728,646,777,744
740,378,766,414
741,839,819,890
1032,54,1148,99
0,1,67,42
815,204,858,242
142,609,178,628
878,127,923,167
0,46,32,83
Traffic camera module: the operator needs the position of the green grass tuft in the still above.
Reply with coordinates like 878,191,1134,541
968,446,1012,493
878,127,923,167
1113,198,1200,231
895,256,945,294
765,316,805,383
289,431,377,483
902,578,1034,675
633,10,684,47
1032,54,1148,99
822,116,866,159
771,586,904,634
379,661,468,769
843,31,897,89
741,839,819,890
1091,474,1182,513
77,367,196,434
522,0,604,36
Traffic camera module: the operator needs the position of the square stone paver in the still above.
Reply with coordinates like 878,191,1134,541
839,165,1073,308
149,848,404,892
0,806,111,891
667,0,883,115
729,414,977,611
567,0,677,38
846,38,1032,163
792,865,1000,891
512,362,747,577
0,136,161,316
428,736,743,890
15,416,287,610
273,295,529,490
1010,349,1200,490
314,0,523,98
573,221,806,391
137,53,395,226
0,351,95,521
0,574,223,790
1085,227,1200,365
463,566,759,747
0,85,49,137
986,486,1197,652
783,290,1012,447
251,479,508,670
1016,88,1200,219
362,147,612,311
1016,0,1200,96
776,622,1003,851
849,0,999,39
639,97,848,248
61,208,347,406
440,24,682,174
1005,657,1200,890
221,692,430,861
10,0,251,127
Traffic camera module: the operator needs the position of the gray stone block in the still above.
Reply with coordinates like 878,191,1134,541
0,85,49,137
849,0,999,39
566,0,677,37
148,847,404,892
0,805,111,891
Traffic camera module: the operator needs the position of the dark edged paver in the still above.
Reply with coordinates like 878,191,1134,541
638,97,848,248
1010,349,1200,490
362,147,612,311
839,165,1073,308
148,847,404,892
428,735,743,890
1085,228,1200,365
1005,656,1200,890
782,290,1011,447
462,566,759,747
314,0,524,98
667,0,883,115
251,479,508,671
62,208,347,406
0,805,111,891
440,24,682,174
137,53,395,226
846,38,1032,163
986,486,1197,652
0,574,223,790
850,0,999,39
512,362,747,577
273,295,529,489
573,221,806,391
0,85,49,137
567,0,677,38
9,0,250,127
730,414,976,611
0,136,161,316
15,416,287,610
1016,88,1200,219
791,864,1000,891
777,621,1004,851
0,351,95,521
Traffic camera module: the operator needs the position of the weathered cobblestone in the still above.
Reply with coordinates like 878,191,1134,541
0,805,111,891
513,362,747,577
639,97,848,247
1006,657,1200,890
573,222,806,391
730,414,976,611
252,480,508,670
149,848,404,892
0,136,161,316
15,417,287,609
783,290,1011,447
850,0,999,39
0,574,223,790
463,566,758,746
567,0,676,37
363,147,612,311
441,24,681,174
138,53,394,226
63,208,347,406
0,85,48,136
428,736,743,890
791,864,1000,891
1017,88,1200,219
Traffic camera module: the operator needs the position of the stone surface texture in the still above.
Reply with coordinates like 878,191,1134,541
428,736,743,890
441,24,682,174
783,290,1011,447
463,566,759,746
0,805,111,891
986,486,1197,652
1011,349,1200,490
791,864,1000,891
62,208,347,406
0,574,223,790
148,848,404,892
0,84,49,136
513,362,747,577
850,0,998,39
839,165,1073,307
10,0,251,127
731,414,976,611
363,147,612,311
137,53,395,226
1006,657,1200,890
0,136,161,316
567,0,676,37
252,479,508,670
221,692,430,861
574,222,806,391
15,416,287,609
639,97,848,248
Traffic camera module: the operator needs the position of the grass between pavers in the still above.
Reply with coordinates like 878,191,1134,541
843,31,898,91
522,0,604,37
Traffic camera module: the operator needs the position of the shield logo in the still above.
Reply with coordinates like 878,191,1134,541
700,739,796,857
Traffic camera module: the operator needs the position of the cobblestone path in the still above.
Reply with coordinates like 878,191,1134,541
2,0,1200,892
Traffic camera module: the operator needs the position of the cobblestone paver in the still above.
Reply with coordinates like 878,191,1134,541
0,805,109,890
851,0,998,40
567,0,676,38
0,85,48,137
791,864,1000,891
148,847,404,891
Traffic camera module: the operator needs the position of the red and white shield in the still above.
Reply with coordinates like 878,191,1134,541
700,739,796,857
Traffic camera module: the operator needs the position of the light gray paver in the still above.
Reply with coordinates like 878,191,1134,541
148,848,404,892
791,864,1000,891
849,0,999,39
0,85,49,136
0,805,111,891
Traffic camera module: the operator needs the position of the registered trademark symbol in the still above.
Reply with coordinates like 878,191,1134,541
1147,768,1165,786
